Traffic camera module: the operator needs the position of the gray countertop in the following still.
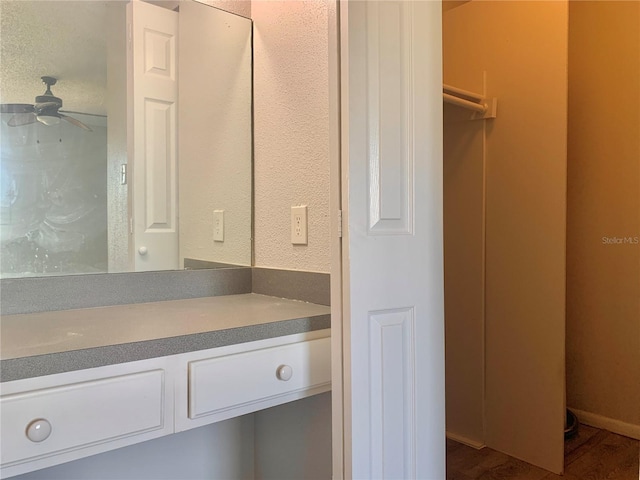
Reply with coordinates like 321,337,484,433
0,294,331,382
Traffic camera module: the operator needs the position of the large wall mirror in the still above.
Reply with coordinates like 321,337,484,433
0,0,252,278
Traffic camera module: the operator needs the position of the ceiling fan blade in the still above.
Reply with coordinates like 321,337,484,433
59,110,107,118
7,113,37,127
1,103,35,114
59,113,93,132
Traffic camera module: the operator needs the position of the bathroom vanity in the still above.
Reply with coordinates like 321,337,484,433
0,294,331,479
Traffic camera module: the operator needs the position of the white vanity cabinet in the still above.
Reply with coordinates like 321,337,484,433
175,331,331,431
0,330,331,479
0,357,175,479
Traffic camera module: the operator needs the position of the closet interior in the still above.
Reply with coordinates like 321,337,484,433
442,0,640,475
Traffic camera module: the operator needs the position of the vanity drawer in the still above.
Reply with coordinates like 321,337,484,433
188,337,331,420
0,369,166,467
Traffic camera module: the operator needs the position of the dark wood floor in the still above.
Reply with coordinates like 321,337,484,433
447,425,640,480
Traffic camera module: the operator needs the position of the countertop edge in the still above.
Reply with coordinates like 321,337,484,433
0,314,331,383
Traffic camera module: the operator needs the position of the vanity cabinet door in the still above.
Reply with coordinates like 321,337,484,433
0,361,173,479
186,335,331,426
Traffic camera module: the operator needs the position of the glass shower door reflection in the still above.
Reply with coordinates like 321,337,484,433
0,117,108,277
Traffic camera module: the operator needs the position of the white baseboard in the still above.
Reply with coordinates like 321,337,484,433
446,431,486,450
569,407,640,440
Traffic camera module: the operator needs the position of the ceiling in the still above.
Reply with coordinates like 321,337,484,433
0,1,111,115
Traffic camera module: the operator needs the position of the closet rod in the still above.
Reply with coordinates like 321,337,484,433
443,84,484,102
443,92,487,114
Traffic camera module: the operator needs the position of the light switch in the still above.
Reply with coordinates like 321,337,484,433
213,210,224,242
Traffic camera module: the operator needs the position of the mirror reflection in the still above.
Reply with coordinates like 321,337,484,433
0,0,253,278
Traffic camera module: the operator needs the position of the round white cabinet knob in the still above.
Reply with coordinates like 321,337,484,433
26,419,52,443
276,364,293,381
138,246,148,256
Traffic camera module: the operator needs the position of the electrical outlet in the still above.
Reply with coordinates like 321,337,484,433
291,205,308,245
213,210,224,242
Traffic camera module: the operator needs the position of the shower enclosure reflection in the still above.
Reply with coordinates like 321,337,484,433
0,114,108,275
0,0,253,278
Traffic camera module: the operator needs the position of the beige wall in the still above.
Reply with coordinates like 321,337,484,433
566,1,640,432
443,2,568,473
254,393,332,479
442,81,486,444
252,0,331,273
482,4,567,471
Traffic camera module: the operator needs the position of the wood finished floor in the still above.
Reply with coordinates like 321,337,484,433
447,425,640,480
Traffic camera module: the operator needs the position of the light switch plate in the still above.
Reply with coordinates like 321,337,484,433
213,210,224,242
291,205,308,245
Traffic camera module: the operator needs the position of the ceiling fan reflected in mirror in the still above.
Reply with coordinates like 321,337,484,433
1,76,98,132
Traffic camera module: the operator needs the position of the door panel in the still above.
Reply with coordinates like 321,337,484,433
341,2,445,478
128,1,178,272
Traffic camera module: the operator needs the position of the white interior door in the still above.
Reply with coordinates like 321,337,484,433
128,1,178,272
339,1,445,478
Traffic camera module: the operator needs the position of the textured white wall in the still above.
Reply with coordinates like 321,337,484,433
252,0,331,273
251,4,333,478
205,0,250,18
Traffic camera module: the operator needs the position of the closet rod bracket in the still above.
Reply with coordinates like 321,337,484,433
472,96,497,120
